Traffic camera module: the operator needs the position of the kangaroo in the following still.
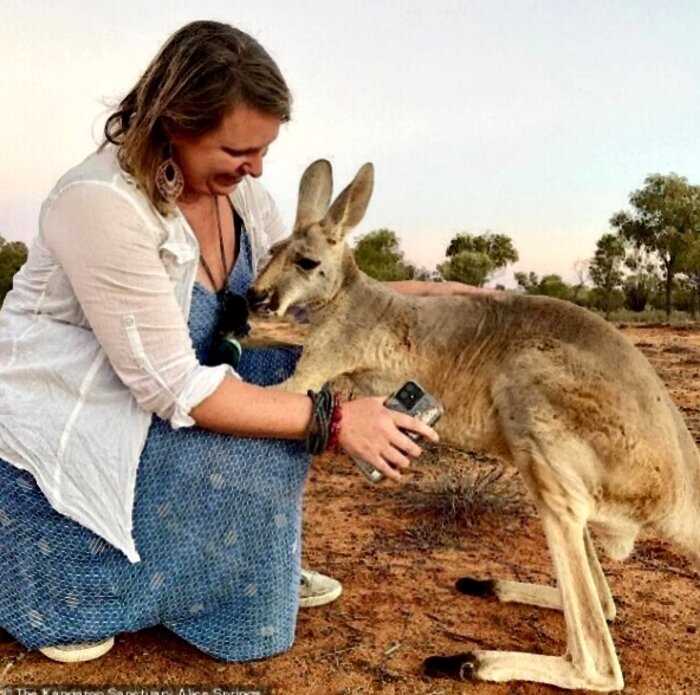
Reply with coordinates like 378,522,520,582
246,159,700,692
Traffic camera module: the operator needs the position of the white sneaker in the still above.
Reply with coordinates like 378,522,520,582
299,568,343,608
39,636,115,663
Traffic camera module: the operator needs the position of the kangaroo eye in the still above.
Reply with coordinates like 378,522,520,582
294,257,321,271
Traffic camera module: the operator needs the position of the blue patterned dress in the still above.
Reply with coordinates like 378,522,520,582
0,224,311,661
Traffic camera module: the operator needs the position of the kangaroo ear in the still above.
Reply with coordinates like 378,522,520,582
322,163,374,242
294,159,333,230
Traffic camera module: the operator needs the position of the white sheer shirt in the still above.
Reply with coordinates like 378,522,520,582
0,144,288,562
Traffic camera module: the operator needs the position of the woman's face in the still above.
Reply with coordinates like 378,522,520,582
170,102,281,201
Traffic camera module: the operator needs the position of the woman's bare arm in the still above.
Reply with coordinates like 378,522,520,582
189,377,313,438
188,375,438,482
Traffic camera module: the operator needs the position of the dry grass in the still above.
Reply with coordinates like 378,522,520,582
395,464,525,526
609,308,699,325
377,447,532,550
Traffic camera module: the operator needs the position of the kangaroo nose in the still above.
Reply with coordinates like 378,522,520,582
246,287,269,309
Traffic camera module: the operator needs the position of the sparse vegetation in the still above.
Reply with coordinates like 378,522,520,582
379,447,530,549
394,463,525,526
607,308,695,325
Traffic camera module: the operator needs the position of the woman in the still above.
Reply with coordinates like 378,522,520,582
0,20,476,664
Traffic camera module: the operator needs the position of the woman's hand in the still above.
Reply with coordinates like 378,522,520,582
337,396,439,482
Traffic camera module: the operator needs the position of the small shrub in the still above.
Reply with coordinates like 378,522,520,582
391,461,525,527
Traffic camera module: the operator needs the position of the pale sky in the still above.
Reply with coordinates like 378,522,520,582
2,0,699,286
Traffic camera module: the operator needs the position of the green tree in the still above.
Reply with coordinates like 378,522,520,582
440,231,518,287
0,236,28,307
438,250,494,286
610,173,700,319
352,229,415,281
446,232,518,271
679,237,700,319
537,274,572,301
623,247,659,312
514,271,572,301
514,271,539,293
588,287,625,315
589,233,626,319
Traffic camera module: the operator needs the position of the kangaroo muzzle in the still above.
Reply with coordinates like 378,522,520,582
246,287,279,314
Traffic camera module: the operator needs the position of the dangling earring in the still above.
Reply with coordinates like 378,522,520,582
155,143,184,202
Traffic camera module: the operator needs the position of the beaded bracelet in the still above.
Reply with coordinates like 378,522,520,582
327,394,343,452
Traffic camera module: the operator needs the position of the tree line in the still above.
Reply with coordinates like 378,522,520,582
352,173,700,320
1,173,699,320
0,237,28,307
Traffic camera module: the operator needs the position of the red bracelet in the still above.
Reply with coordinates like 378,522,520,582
327,393,343,452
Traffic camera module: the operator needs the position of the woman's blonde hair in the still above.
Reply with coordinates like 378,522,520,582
100,20,291,215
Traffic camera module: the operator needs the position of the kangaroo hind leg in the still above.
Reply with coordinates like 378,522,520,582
427,414,623,690
427,511,624,690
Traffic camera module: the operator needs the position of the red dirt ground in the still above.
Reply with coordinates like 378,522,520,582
2,324,700,694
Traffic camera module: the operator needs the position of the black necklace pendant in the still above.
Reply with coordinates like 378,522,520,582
218,291,251,338
200,195,251,370
207,290,251,370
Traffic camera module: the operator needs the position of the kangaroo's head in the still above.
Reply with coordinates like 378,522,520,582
247,159,374,317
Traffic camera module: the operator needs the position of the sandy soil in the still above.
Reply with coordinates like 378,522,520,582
2,323,700,694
